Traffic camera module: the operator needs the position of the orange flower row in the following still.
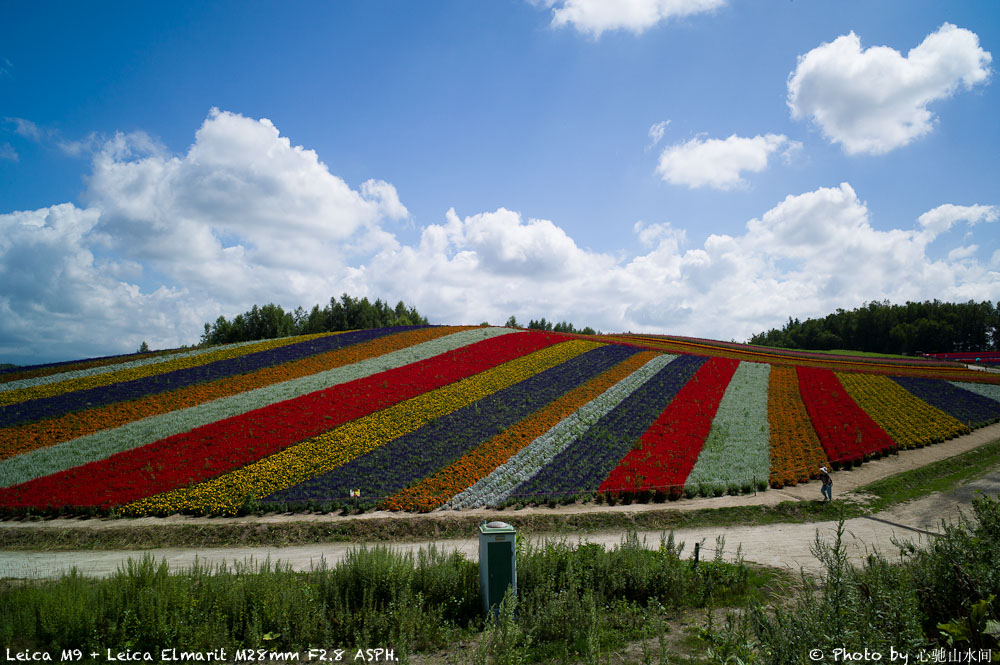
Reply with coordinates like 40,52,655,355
380,350,661,512
0,327,463,461
766,364,828,489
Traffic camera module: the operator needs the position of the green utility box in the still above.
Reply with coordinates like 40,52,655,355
478,520,517,617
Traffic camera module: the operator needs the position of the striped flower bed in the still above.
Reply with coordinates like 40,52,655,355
837,372,969,448
0,328,423,427
0,327,509,489
0,347,202,385
385,350,659,512
0,329,557,510
949,381,1000,404
262,342,635,508
0,338,270,393
2,322,1000,517
120,335,584,515
0,327,460,461
684,361,771,496
797,367,896,467
600,357,739,496
446,353,678,509
0,332,337,407
511,354,708,502
892,377,1000,428
766,365,828,488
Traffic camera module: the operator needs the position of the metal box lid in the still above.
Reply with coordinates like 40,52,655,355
479,520,516,534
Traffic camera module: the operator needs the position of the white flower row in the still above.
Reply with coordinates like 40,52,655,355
949,381,1000,404
684,361,771,493
444,353,677,510
0,337,288,394
0,327,517,489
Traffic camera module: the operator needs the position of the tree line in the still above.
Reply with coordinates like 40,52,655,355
200,294,429,346
748,299,1000,355
503,315,598,336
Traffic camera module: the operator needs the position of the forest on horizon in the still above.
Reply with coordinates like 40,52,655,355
748,299,1000,355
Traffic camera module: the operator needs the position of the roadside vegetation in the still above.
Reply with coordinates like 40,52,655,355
0,531,773,664
701,495,1000,664
2,496,999,664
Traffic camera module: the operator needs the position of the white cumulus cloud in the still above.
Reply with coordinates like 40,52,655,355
542,0,726,37
348,183,1000,341
0,204,199,362
84,108,405,301
656,133,800,190
0,109,412,363
917,203,998,237
788,23,992,155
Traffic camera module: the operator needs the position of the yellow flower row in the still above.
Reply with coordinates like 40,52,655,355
0,332,339,406
121,339,603,515
835,371,970,448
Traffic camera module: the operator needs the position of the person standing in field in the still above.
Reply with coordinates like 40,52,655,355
819,466,833,502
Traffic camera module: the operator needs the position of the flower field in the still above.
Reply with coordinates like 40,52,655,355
1,325,999,516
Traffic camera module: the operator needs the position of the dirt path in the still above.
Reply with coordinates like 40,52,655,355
1,424,999,580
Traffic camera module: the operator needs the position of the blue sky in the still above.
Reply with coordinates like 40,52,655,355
1,1,998,365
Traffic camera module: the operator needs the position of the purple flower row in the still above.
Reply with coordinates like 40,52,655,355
261,343,642,506
891,376,1000,428
0,326,429,428
511,353,708,499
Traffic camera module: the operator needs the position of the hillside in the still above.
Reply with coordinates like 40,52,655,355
1,325,999,517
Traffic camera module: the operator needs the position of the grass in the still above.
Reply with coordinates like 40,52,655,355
0,531,775,664
860,436,1000,512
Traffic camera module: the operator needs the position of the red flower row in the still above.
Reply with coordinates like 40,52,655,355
599,357,739,493
796,366,895,467
0,331,567,509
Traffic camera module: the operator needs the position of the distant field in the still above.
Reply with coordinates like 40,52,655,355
782,347,921,360
1,325,999,517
